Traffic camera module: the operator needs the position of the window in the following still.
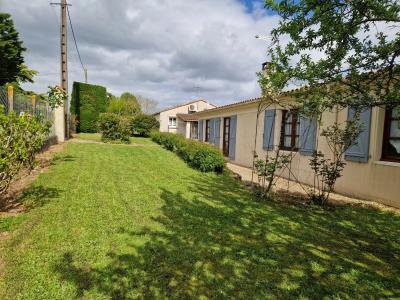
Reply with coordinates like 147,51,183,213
205,119,210,142
280,110,300,151
168,117,177,128
382,107,400,162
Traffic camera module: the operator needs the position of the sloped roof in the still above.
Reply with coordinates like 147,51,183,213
153,99,215,115
192,86,308,115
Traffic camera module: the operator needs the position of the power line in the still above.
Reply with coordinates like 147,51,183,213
66,3,87,81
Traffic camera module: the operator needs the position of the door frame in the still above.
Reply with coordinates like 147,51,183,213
223,117,231,157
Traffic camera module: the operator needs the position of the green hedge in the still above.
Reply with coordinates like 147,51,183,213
0,110,50,195
150,132,225,173
71,82,108,133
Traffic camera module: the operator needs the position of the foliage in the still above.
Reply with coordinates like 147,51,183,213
131,113,159,137
177,139,225,173
1,141,399,299
47,86,67,109
14,64,38,84
150,131,225,172
254,152,290,198
97,113,130,143
150,131,185,151
262,0,400,113
309,119,362,204
70,82,108,133
0,110,50,195
107,92,141,116
0,13,27,85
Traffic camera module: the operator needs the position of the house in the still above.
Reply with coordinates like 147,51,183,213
193,90,400,208
154,99,216,139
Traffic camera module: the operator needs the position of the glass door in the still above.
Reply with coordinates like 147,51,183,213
223,117,231,157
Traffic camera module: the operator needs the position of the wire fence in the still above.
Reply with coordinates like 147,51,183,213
1,85,56,137
0,85,8,114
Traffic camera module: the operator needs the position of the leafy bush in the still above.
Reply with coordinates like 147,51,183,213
150,131,185,151
131,114,159,137
97,113,130,143
0,110,50,195
150,132,225,173
107,92,141,116
71,82,108,133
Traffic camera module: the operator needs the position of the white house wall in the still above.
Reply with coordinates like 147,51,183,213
196,101,400,208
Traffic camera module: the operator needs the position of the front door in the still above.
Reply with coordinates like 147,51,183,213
223,117,231,157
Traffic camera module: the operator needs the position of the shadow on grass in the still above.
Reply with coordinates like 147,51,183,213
50,154,75,166
54,173,400,299
19,186,62,210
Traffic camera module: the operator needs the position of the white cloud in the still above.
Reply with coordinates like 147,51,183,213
1,0,280,108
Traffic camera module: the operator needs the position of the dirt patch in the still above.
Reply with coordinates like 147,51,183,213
0,143,65,216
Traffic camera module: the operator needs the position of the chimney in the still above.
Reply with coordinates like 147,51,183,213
262,61,271,77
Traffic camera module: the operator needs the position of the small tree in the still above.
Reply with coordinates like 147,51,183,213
309,118,362,204
107,92,141,116
131,114,159,137
137,95,159,114
263,0,400,111
254,152,290,199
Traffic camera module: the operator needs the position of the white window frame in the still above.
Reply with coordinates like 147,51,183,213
169,116,177,128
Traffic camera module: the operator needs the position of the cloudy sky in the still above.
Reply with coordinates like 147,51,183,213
1,0,279,108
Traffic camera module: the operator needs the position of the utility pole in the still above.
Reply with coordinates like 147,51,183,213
84,68,88,83
51,0,71,142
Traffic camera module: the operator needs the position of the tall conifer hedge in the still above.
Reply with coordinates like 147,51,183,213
70,82,108,133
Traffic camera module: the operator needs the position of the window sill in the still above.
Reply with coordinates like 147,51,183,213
374,160,400,168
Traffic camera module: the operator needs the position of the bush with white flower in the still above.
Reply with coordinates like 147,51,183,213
47,86,67,109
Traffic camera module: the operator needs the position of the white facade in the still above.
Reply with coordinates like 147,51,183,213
154,99,216,139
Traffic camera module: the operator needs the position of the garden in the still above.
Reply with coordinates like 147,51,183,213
0,133,399,299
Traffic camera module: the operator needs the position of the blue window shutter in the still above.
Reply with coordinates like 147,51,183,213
214,118,221,147
209,119,214,144
345,107,372,163
229,115,237,160
299,116,317,156
263,110,275,150
198,120,203,141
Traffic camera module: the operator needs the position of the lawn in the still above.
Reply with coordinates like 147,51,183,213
74,132,154,145
0,136,399,299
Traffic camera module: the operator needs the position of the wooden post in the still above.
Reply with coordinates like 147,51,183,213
7,85,13,112
31,95,37,111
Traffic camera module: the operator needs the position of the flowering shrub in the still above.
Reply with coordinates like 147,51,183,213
0,109,50,195
47,86,67,109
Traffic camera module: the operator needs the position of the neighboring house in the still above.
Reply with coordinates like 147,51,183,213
193,95,400,208
154,99,216,139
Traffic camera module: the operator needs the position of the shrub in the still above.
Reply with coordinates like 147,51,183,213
131,114,159,137
150,132,185,151
97,113,130,143
70,82,108,133
150,132,225,173
0,110,50,195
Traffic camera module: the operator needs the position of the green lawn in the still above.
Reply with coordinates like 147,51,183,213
74,132,154,145
0,137,399,299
